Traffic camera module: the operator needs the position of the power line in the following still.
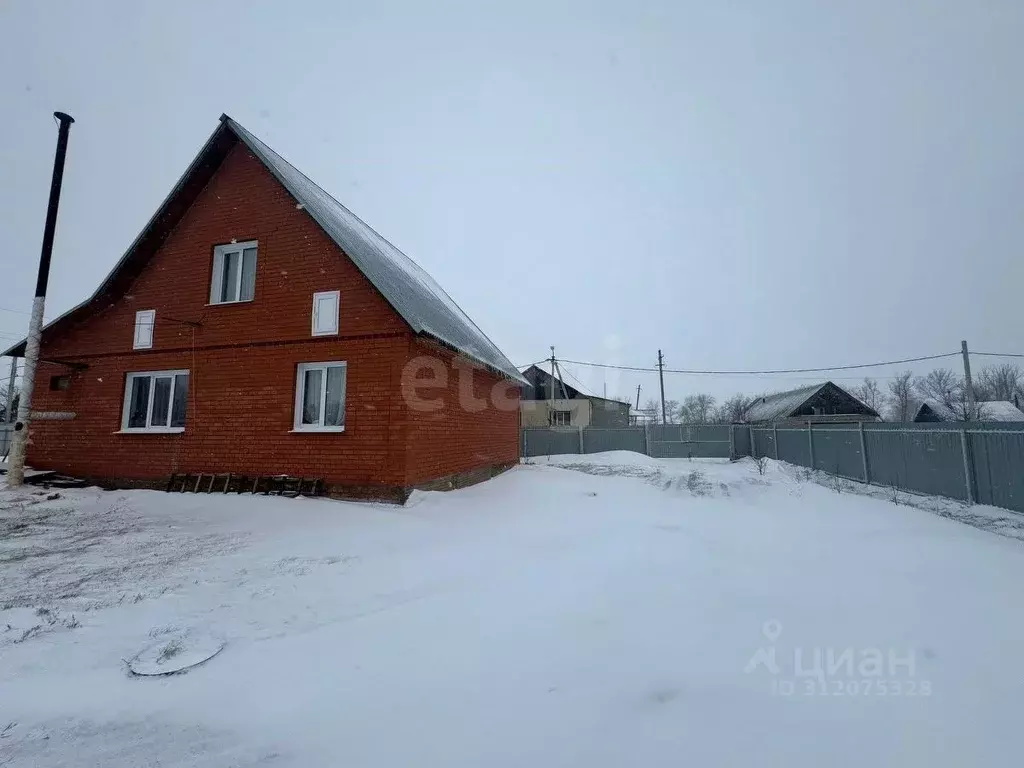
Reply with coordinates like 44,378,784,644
973,352,1024,359
558,351,960,376
557,363,597,397
0,307,30,315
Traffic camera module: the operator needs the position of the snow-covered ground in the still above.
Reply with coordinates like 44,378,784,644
2,454,1023,766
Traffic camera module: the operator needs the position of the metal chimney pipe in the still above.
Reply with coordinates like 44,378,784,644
7,112,75,487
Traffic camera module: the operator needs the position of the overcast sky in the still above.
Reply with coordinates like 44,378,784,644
2,0,1022,405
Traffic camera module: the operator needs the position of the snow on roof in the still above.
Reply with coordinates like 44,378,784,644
743,383,825,423
918,399,1024,422
917,399,1024,422
915,399,957,421
225,117,526,385
981,401,1024,421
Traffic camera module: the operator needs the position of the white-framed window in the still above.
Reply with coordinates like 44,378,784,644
293,361,347,432
311,290,340,336
121,370,190,433
549,409,572,427
133,309,155,349
210,241,257,304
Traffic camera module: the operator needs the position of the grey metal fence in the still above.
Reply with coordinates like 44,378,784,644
521,422,1024,515
521,425,732,461
0,424,11,457
746,423,1024,514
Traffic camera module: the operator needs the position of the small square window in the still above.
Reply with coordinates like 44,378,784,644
134,309,155,349
312,290,340,336
210,242,257,304
49,375,71,392
549,409,572,427
294,362,347,431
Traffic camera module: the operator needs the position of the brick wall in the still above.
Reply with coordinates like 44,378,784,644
26,141,517,495
401,339,521,486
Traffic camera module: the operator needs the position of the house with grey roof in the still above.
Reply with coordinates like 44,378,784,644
913,399,1024,423
519,364,630,427
5,114,524,500
742,382,880,424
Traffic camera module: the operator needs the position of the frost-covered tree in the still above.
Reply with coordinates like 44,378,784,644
976,363,1022,402
914,368,961,407
853,377,883,413
886,370,918,422
663,399,681,424
715,393,753,423
642,397,662,424
914,368,986,421
680,393,716,424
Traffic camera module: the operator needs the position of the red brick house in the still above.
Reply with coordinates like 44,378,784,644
5,115,525,501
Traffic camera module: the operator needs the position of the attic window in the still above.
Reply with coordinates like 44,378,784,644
311,291,340,336
49,375,71,392
210,241,257,304
134,309,155,349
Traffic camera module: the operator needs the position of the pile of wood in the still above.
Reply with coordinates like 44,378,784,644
166,473,322,497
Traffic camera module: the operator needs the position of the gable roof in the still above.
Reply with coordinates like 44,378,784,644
915,399,1024,422
519,364,629,407
743,381,878,423
5,115,526,385
743,383,824,423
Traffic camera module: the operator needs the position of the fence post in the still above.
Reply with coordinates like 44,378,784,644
644,424,651,457
959,429,975,504
748,425,755,459
807,422,816,470
578,426,585,454
773,423,779,460
729,425,735,459
858,421,869,483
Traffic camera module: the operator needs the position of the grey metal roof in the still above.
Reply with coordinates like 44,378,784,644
916,399,1024,422
225,117,526,384
743,383,827,423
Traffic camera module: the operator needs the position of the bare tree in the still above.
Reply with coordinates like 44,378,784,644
853,377,883,413
886,370,917,422
913,367,989,421
715,393,753,423
977,363,1022,402
913,368,990,421
914,368,961,406
680,393,716,424
663,399,681,424
642,397,662,425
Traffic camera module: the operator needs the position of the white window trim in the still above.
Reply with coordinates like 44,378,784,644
209,241,258,305
311,290,340,337
292,361,347,433
120,369,190,434
133,309,155,350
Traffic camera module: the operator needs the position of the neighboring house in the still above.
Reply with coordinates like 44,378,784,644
913,399,1024,423
4,114,526,500
743,382,880,424
519,365,630,427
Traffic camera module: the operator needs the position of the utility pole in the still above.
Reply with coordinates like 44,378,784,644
7,112,75,487
549,346,556,422
961,339,975,419
4,358,16,424
635,384,641,411
657,349,666,425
